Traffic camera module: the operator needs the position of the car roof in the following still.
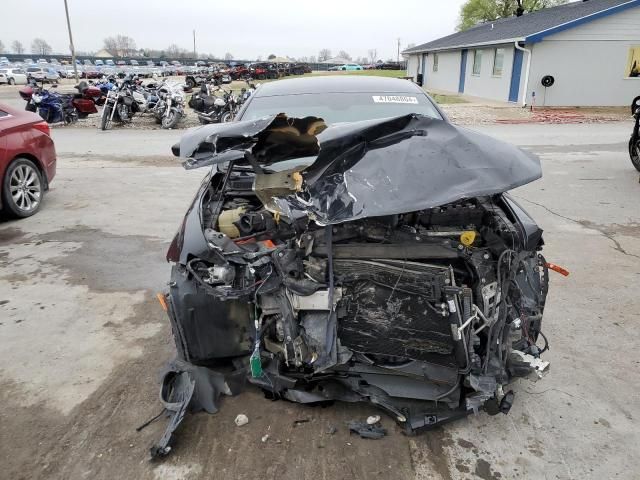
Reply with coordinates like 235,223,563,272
254,76,423,97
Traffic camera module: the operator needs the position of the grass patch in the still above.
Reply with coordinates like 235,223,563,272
427,92,468,104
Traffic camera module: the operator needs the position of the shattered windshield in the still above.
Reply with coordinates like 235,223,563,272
240,92,442,123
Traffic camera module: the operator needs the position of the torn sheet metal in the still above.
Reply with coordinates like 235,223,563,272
174,113,541,225
175,113,325,169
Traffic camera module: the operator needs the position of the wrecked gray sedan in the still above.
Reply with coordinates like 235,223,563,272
152,77,553,457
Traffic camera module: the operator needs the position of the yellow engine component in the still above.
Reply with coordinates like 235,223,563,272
460,230,477,247
218,207,247,238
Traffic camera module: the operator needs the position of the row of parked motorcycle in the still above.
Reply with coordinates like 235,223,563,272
17,74,257,129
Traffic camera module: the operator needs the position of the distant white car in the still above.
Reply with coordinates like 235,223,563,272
25,66,60,83
0,67,28,85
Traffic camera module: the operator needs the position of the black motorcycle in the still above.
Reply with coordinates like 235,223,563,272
99,76,142,130
188,84,236,124
630,95,640,171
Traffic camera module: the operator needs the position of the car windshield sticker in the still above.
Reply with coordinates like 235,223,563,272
372,95,419,104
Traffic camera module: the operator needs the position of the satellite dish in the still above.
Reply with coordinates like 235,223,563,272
541,75,555,87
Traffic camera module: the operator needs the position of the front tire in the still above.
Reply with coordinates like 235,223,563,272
100,105,112,130
220,111,232,123
162,109,182,129
1,158,44,218
8,78,15,85
630,137,640,172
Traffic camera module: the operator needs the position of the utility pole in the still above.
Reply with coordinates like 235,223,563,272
63,0,79,82
397,38,401,64
193,30,196,59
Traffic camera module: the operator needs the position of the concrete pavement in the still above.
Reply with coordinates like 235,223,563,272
1,122,639,480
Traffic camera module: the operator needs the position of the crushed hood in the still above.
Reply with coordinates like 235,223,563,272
174,113,542,224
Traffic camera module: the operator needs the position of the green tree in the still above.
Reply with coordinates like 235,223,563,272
457,0,567,31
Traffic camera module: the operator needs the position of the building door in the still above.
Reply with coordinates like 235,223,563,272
419,53,427,86
509,49,524,102
458,49,468,93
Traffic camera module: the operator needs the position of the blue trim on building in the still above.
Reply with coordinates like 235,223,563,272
525,0,640,43
458,49,468,93
508,49,524,103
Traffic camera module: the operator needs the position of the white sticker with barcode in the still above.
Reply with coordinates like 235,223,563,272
372,95,419,104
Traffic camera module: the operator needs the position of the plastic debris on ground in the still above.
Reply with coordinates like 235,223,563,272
234,414,249,427
366,415,381,425
348,420,387,439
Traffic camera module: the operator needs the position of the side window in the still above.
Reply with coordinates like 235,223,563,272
14,69,24,74
433,53,439,72
0,110,9,118
492,48,505,76
472,50,482,75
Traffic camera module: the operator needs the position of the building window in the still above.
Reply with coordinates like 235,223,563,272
433,53,438,72
493,48,505,76
472,50,482,75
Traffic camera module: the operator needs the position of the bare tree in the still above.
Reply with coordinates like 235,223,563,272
309,55,317,64
31,38,52,55
12,40,24,54
267,54,276,60
224,52,233,61
103,37,118,55
103,35,136,57
166,44,181,56
116,35,136,57
0,40,4,53
337,50,352,61
318,49,332,62
368,49,378,65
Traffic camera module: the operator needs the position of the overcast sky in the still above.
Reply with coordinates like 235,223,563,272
1,0,466,60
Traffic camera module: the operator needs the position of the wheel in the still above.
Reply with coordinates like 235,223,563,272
100,105,112,130
341,67,346,71
162,110,181,129
8,78,15,85
1,158,44,218
186,78,195,89
631,96,640,116
64,109,78,124
630,138,640,172
220,111,232,123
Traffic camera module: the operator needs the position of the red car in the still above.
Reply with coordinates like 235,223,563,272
0,103,56,218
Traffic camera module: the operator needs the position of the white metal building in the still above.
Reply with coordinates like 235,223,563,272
403,0,640,106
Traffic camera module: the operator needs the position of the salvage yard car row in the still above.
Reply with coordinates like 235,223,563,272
0,57,314,85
